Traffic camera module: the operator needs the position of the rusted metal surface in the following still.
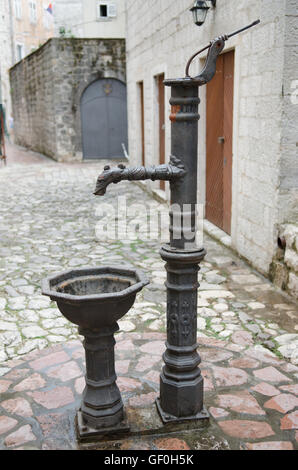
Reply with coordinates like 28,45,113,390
94,156,186,196
185,20,260,81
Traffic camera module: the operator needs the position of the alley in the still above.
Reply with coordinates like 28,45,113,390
0,144,297,450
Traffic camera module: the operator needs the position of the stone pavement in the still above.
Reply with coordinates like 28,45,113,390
0,143,297,450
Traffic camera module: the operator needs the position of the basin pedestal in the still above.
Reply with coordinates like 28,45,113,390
77,325,130,439
42,266,148,441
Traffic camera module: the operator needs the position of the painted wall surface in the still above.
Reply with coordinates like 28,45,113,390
0,0,12,118
11,0,54,63
53,0,126,38
125,0,298,277
10,38,126,161
0,0,54,129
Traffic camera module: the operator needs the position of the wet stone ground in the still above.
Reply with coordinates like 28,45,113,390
0,144,297,450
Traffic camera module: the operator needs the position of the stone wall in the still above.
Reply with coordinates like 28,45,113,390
277,0,298,226
270,224,298,299
10,38,126,162
125,0,298,279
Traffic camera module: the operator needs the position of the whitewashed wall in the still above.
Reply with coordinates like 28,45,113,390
125,0,297,276
53,0,126,38
0,0,13,122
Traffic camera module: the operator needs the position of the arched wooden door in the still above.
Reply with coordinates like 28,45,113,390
81,78,128,159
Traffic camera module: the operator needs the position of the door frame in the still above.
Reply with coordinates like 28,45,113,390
155,73,166,191
72,73,127,161
198,46,239,242
80,77,128,160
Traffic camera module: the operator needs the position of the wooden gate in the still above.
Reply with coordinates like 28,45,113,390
206,50,234,234
81,78,128,160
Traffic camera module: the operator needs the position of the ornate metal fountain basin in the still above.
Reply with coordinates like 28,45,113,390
42,266,149,440
42,266,148,330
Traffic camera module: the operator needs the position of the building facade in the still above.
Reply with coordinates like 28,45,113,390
0,0,12,115
0,0,54,130
125,0,298,295
10,0,54,64
10,38,127,162
53,0,126,38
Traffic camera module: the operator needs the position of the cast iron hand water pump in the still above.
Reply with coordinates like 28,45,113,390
94,20,260,425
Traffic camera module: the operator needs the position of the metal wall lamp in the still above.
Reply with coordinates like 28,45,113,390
190,0,216,27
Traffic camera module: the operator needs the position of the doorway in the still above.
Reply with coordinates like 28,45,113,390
157,73,165,190
206,50,234,235
81,78,128,160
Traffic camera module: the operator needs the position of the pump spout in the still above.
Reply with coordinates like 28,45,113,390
94,156,186,196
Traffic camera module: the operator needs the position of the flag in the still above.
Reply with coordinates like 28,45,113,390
46,3,53,14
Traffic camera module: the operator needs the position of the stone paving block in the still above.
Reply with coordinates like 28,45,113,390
143,370,160,384
218,420,275,439
264,393,298,414
154,438,191,450
29,351,70,371
200,348,234,363
135,355,160,372
0,380,12,393
115,360,130,374
212,366,248,387
46,361,82,382
13,373,46,392
139,341,166,356
4,425,36,448
209,407,230,419
117,377,142,393
128,392,158,407
28,386,75,410
245,441,294,450
253,367,292,383
4,368,30,381
279,384,298,395
231,330,254,346
216,391,265,416
280,411,298,430
1,398,33,418
251,382,280,397
229,358,260,369
0,416,18,435
74,377,85,394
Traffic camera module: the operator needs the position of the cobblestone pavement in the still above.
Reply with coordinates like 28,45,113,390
0,144,297,450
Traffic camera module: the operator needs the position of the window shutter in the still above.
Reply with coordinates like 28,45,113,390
108,3,117,17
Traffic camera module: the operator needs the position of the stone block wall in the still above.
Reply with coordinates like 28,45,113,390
10,38,126,162
270,224,298,299
125,0,298,281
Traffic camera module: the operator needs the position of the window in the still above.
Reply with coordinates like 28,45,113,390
100,4,107,17
97,2,117,20
29,1,37,23
14,0,22,19
16,44,25,62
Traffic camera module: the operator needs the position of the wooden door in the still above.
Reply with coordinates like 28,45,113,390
206,50,234,234
157,74,165,190
139,82,145,166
